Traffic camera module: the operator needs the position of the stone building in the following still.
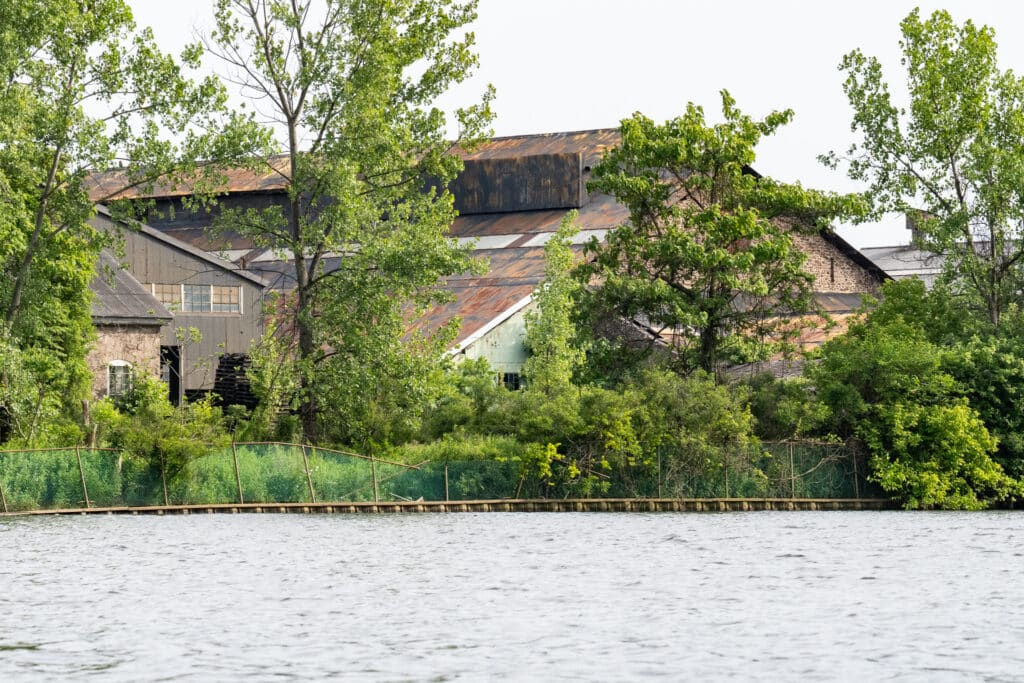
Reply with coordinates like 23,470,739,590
87,251,172,399
89,206,270,403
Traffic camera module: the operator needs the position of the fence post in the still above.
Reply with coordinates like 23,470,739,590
723,449,730,498
301,443,317,503
852,444,860,499
160,455,169,506
0,464,7,513
75,445,91,509
789,442,796,499
657,446,662,498
444,460,450,502
370,452,380,503
231,441,244,504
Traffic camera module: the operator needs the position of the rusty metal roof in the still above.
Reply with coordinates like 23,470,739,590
87,130,620,201
459,129,619,167
83,127,885,355
411,244,593,347
86,155,292,201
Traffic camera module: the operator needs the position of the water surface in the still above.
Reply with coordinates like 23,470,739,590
0,512,1021,680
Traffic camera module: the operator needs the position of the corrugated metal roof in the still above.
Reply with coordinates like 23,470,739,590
450,193,628,237
86,130,620,200
84,128,887,355
861,245,944,276
90,251,173,326
458,129,620,167
86,155,292,200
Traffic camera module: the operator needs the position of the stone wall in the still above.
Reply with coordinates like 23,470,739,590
791,232,881,294
86,324,163,399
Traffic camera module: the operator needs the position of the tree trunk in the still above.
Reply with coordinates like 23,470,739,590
699,323,718,376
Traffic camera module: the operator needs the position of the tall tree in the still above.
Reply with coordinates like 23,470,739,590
824,8,1024,328
0,0,259,436
523,211,585,397
208,0,494,444
582,92,859,376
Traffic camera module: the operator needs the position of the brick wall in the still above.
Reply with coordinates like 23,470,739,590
791,232,880,294
86,324,162,399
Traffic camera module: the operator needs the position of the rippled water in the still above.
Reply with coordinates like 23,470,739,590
0,512,1022,681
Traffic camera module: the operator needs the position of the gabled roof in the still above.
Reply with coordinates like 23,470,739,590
93,204,270,288
90,251,173,326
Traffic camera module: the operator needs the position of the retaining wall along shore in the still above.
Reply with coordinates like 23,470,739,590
4,497,895,516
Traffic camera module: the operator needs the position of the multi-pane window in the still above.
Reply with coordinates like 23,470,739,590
108,361,132,397
152,283,181,308
212,285,240,312
501,372,521,391
149,283,242,313
182,284,212,312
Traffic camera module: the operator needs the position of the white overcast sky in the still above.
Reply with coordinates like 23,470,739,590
130,1,1024,248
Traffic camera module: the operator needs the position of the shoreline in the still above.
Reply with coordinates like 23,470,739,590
0,497,895,517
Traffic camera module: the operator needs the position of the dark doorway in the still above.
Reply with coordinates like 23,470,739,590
160,346,182,406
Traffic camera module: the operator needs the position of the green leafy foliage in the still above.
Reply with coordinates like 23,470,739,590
809,281,1019,508
863,402,1012,510
943,329,1024,478
421,358,508,439
0,329,84,447
524,211,586,395
94,376,231,498
0,0,263,443
208,0,494,444
581,92,862,375
742,373,828,441
826,8,1024,328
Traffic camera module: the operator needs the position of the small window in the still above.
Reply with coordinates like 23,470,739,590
501,372,521,391
108,361,132,397
183,284,212,312
212,285,240,312
152,283,181,307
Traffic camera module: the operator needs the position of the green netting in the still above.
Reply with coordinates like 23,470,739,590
629,442,873,499
0,441,872,512
78,449,125,507
380,460,520,501
0,449,122,511
304,447,377,502
754,442,873,499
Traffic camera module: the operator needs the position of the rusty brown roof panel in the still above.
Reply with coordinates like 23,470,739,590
410,283,536,346
459,129,620,167
443,245,589,285
412,242,595,345
86,156,292,201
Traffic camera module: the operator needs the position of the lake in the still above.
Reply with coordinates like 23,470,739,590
0,511,1021,680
